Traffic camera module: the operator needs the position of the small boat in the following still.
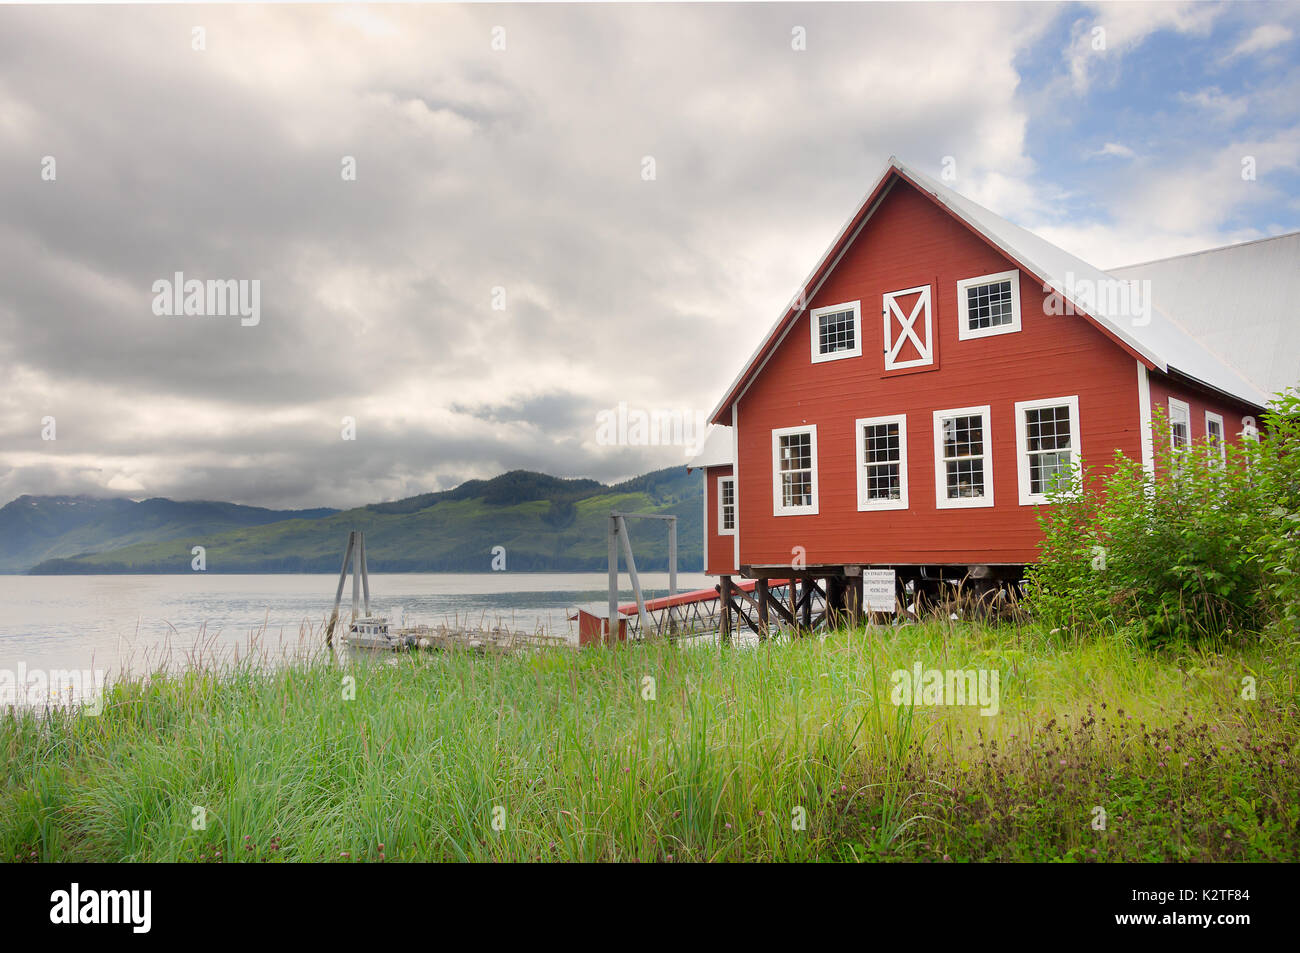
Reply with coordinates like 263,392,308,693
346,616,408,651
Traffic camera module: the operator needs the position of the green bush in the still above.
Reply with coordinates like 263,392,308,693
1026,387,1300,645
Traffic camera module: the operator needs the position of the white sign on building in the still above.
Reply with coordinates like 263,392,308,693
862,569,897,613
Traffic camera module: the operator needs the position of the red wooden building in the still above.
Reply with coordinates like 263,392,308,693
689,157,1296,627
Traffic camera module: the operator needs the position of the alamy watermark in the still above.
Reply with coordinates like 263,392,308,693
152,272,260,327
890,662,1000,716
595,402,708,457
49,883,150,933
1,663,106,714
1043,272,1151,327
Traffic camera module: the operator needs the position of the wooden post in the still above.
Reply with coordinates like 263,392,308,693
667,517,678,637
756,579,770,639
847,574,862,629
719,576,733,645
325,531,356,648
607,515,619,646
616,515,653,637
826,576,842,629
801,578,812,629
350,533,361,621
667,517,678,599
358,532,371,617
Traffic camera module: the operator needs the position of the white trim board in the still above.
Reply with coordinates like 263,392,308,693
1137,361,1155,478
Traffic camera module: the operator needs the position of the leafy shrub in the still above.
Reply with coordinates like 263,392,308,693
1026,387,1299,645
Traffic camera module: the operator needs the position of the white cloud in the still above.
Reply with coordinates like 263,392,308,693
1179,87,1249,122
1066,1,1220,93
1227,23,1294,60
1087,142,1137,160
0,3,1295,507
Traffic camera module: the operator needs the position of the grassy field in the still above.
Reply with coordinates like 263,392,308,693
3,620,1296,862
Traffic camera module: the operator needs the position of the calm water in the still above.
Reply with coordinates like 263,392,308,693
0,572,709,678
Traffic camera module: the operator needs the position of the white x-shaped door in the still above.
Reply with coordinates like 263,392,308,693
882,285,933,370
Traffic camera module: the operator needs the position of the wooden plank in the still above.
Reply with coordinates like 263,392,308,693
616,515,653,637
719,576,733,645
607,515,619,646
359,532,371,617
325,531,355,648
351,531,361,620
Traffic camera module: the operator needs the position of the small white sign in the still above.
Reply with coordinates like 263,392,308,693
863,570,896,613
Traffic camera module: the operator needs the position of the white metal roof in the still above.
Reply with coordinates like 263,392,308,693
1108,231,1300,402
896,159,1272,407
686,425,733,470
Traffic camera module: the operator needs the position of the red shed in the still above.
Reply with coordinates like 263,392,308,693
692,157,1295,623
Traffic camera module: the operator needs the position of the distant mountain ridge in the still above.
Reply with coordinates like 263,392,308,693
0,495,338,573
11,467,702,574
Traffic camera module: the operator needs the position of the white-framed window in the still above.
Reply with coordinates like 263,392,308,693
882,285,933,370
1169,398,1191,452
1015,396,1082,505
717,475,736,535
772,425,819,516
855,414,908,511
957,270,1021,340
933,406,994,508
1205,412,1226,467
810,300,862,364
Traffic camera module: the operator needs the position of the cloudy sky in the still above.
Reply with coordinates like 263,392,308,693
1,1,1297,509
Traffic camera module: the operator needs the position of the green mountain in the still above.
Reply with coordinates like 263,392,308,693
22,467,702,574
0,495,337,573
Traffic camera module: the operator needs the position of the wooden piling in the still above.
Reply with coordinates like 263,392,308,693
719,576,733,645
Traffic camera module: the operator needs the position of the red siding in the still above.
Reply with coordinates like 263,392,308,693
1148,372,1258,461
734,181,1147,567
704,465,737,575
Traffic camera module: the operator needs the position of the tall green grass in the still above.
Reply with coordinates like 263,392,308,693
3,621,1296,862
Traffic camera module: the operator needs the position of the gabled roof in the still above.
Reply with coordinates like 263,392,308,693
709,157,1273,425
1108,231,1300,401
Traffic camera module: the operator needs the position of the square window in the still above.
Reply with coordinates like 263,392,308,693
810,301,862,363
957,270,1022,340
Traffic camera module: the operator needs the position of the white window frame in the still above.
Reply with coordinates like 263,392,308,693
809,300,862,364
957,269,1021,340
855,414,909,511
1015,396,1082,506
771,425,819,516
1205,411,1226,467
1169,398,1191,452
716,475,736,536
882,285,933,370
933,405,994,509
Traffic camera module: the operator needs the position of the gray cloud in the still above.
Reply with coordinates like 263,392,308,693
6,2,1276,509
